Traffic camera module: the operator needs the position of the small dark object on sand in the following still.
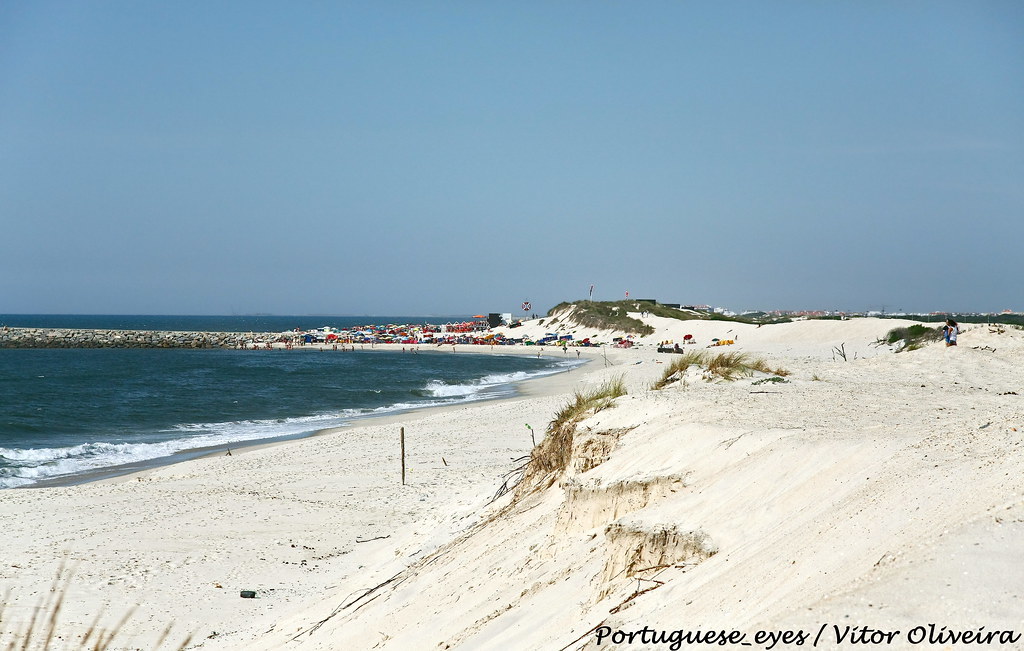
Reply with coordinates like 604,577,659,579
240,590,256,598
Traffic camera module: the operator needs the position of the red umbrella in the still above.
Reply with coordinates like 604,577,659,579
472,314,486,318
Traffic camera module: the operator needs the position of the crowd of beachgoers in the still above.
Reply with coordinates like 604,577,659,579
274,320,601,348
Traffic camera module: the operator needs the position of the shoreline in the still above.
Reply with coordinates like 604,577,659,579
0,339,628,648
18,345,599,490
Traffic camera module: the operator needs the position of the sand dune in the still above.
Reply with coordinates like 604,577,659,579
1,317,1021,650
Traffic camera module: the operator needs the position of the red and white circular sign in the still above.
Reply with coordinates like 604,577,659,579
522,302,532,312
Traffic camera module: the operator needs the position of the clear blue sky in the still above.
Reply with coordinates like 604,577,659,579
2,2,1021,315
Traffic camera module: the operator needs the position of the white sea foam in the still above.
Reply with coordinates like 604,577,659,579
0,440,185,488
420,361,580,399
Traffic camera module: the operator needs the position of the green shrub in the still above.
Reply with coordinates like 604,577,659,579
752,376,789,385
881,324,943,351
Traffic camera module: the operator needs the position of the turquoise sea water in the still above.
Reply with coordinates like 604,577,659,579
0,316,577,488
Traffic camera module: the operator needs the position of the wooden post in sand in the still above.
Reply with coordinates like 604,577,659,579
400,427,406,485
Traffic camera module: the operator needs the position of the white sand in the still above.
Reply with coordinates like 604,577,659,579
2,316,1022,650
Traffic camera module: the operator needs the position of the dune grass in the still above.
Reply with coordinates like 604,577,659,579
746,357,791,377
516,376,627,494
651,351,707,389
548,376,627,431
705,351,757,381
652,351,789,389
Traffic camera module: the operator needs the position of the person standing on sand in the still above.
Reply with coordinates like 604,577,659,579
945,319,959,347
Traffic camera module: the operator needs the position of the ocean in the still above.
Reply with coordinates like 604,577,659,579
0,315,579,489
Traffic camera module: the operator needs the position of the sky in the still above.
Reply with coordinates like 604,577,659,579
1,2,1021,316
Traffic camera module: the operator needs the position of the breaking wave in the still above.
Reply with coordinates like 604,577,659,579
418,361,580,399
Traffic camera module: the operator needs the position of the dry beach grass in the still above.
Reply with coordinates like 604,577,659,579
651,350,790,389
0,565,193,651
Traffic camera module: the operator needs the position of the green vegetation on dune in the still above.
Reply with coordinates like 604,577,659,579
545,300,780,334
880,324,943,351
546,301,655,335
879,313,1024,327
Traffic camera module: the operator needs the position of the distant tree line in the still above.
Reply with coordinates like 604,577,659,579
877,313,1024,327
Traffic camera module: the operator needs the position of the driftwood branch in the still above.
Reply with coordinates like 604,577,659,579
832,342,847,361
354,535,391,544
290,571,407,640
489,455,532,503
609,582,664,615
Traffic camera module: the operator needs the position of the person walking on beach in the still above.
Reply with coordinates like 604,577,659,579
944,319,959,347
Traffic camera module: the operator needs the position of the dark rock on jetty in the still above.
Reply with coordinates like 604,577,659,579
0,327,293,349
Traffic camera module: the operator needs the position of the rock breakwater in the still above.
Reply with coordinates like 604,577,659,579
0,327,288,349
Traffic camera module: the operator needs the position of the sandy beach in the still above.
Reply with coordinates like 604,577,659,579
1,315,1021,650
